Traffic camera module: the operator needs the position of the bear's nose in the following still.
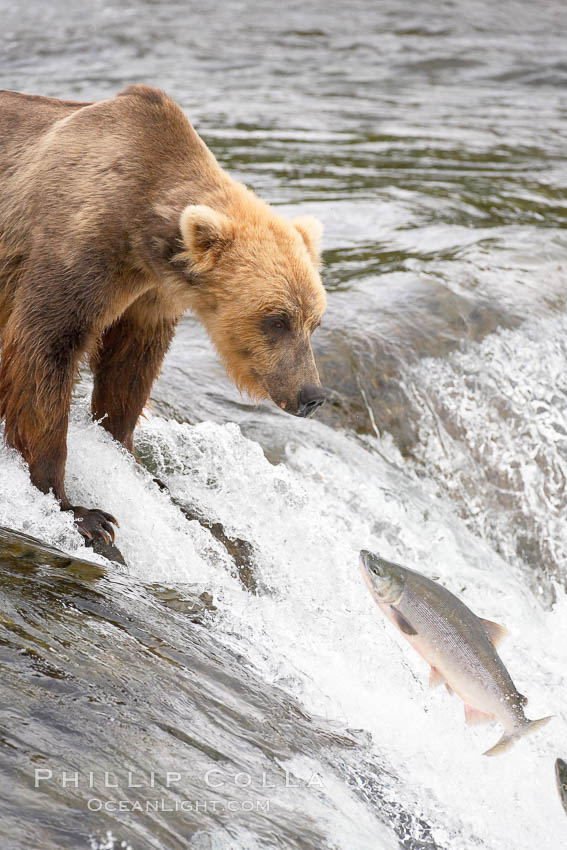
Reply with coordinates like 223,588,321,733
297,384,328,418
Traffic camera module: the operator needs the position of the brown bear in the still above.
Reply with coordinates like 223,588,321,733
0,85,327,543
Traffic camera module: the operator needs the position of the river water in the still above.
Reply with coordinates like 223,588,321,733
1,1,567,848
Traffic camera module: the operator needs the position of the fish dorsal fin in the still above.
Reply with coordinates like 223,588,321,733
479,618,508,648
391,607,417,636
429,667,444,689
464,704,494,726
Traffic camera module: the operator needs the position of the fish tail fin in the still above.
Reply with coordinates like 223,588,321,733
484,716,553,757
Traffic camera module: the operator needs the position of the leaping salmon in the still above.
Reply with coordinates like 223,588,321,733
359,550,552,756
556,759,567,816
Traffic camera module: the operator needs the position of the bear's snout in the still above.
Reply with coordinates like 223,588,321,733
296,383,328,418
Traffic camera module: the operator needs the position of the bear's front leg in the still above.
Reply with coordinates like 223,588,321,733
0,304,118,544
90,299,177,456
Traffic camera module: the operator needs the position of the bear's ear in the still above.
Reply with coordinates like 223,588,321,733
292,216,324,266
179,205,235,272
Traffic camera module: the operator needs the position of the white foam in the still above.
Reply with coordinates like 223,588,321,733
1,372,566,848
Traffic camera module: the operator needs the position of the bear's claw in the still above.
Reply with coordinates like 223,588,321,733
72,507,119,545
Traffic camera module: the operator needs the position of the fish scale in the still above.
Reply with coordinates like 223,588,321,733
399,575,519,705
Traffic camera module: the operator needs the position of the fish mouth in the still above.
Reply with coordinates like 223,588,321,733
359,551,375,593
359,550,373,571
359,550,377,587
360,549,387,577
359,549,395,575
358,549,405,604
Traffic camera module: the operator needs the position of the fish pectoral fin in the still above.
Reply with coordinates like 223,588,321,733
429,667,445,689
479,618,509,648
391,607,417,636
464,704,494,726
429,669,455,695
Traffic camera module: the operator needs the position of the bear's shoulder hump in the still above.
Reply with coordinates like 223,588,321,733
117,85,168,106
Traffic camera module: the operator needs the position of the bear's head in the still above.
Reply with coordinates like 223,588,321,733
175,202,328,417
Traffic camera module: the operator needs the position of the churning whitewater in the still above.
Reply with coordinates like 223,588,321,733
1,344,566,850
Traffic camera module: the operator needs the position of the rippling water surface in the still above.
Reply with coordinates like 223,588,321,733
1,2,567,848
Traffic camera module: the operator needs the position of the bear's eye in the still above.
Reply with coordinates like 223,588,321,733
261,315,291,336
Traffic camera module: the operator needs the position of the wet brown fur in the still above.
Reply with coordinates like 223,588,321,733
0,85,326,516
